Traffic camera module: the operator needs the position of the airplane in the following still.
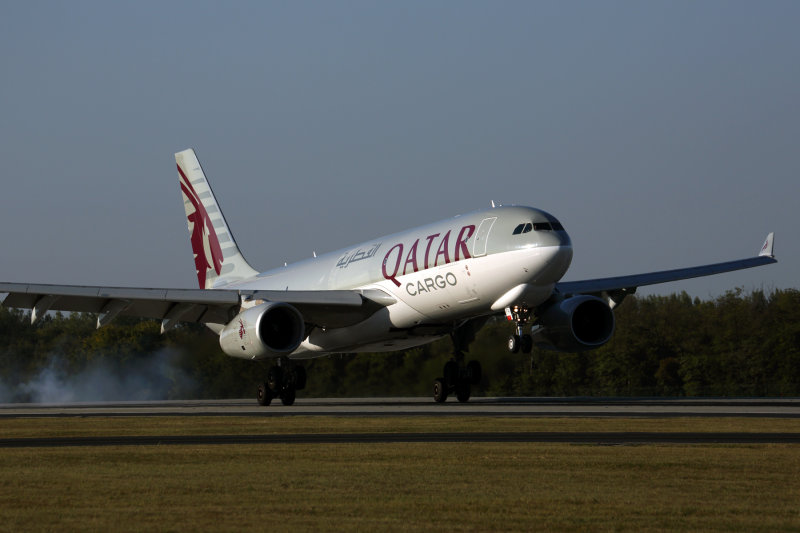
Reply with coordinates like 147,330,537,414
0,149,777,405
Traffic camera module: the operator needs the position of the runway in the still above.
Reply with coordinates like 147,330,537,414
2,431,799,448
2,398,799,447
2,396,800,418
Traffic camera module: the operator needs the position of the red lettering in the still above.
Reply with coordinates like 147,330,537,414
434,230,451,266
382,244,404,287
403,239,420,275
454,225,475,261
423,233,440,269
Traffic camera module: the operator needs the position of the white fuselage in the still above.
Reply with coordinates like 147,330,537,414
225,206,573,357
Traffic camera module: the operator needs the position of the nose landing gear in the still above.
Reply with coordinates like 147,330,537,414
506,306,533,354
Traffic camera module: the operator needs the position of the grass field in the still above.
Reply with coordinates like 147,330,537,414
1,416,799,532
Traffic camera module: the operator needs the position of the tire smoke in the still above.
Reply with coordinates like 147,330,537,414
0,349,199,403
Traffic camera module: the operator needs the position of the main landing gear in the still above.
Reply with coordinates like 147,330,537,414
432,359,482,403
506,305,533,354
432,320,485,403
257,360,306,406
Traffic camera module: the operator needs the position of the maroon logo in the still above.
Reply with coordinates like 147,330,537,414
178,164,224,288
238,319,245,339
381,224,475,287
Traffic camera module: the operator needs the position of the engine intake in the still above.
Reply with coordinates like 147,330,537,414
219,302,305,360
532,295,615,352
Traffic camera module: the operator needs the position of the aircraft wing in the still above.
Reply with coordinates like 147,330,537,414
245,289,395,329
0,283,392,331
555,233,777,300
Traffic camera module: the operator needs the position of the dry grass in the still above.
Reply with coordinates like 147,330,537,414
0,417,799,532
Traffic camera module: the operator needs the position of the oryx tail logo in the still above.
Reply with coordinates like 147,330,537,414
178,164,224,288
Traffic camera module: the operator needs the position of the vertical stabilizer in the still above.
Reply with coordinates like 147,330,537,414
175,149,259,288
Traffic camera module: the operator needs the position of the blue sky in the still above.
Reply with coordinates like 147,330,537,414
1,1,796,297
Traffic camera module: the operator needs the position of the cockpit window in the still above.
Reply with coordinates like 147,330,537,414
515,221,561,234
545,215,565,231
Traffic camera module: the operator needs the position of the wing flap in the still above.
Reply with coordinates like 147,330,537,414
0,283,241,325
1,283,394,330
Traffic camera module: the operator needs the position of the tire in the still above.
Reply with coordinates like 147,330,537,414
293,366,307,390
433,378,448,403
466,360,482,386
281,386,296,406
520,334,533,354
508,334,520,353
455,380,471,403
256,382,272,406
443,360,459,388
267,366,284,393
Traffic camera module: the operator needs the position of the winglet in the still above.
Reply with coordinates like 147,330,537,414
759,232,775,258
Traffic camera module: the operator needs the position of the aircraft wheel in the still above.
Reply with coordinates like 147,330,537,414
433,378,448,403
508,335,520,354
466,360,482,385
267,366,284,393
455,380,471,403
281,386,296,406
520,334,533,354
293,366,307,390
443,360,459,388
256,382,272,406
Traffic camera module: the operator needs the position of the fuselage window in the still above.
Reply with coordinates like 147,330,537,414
512,224,525,235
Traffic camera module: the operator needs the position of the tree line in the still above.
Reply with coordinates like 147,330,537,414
0,288,797,401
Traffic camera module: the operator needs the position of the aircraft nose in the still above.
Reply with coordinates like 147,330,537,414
534,227,572,249
538,231,573,283
551,240,573,279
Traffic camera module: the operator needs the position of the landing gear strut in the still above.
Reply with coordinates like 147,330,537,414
506,305,533,354
432,320,485,403
257,360,306,406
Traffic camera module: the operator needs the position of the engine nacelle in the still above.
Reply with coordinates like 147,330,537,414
219,302,305,360
532,295,615,352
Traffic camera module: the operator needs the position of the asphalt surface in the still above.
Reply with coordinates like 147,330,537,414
2,398,799,448
2,397,800,418
2,431,800,448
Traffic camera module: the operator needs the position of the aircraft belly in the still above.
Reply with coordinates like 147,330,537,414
291,248,561,355
295,297,429,354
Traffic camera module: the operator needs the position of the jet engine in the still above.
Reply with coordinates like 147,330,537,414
219,302,305,360
532,295,615,352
